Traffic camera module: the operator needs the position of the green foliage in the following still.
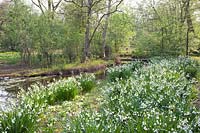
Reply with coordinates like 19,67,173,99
63,4,84,63
0,0,199,67
20,77,79,106
185,66,198,79
0,91,45,133
107,61,143,82
151,57,200,79
133,0,198,57
197,72,200,81
31,15,69,66
0,74,97,132
0,1,82,66
1,0,30,51
0,52,20,64
77,74,96,93
134,31,161,57
47,78,79,105
66,58,200,132
178,57,199,79
0,107,38,133
181,58,199,79
107,12,135,53
107,65,132,82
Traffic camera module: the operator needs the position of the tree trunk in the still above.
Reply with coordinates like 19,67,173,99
101,0,111,58
48,0,52,11
186,27,189,56
82,0,92,62
160,27,164,56
185,0,193,56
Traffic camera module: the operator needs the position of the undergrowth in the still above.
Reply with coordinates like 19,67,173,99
1,57,200,132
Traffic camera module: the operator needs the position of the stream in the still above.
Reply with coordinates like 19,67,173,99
0,71,106,110
0,76,60,110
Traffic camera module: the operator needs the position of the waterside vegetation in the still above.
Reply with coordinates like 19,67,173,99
0,57,200,132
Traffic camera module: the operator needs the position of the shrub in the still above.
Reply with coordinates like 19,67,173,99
0,99,44,133
77,74,96,93
107,61,143,82
178,58,199,79
197,72,200,80
46,78,79,105
185,66,198,79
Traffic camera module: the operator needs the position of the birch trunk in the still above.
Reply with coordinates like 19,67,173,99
101,0,111,58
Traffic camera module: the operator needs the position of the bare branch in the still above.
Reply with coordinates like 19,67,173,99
89,0,123,43
53,0,63,11
64,0,83,7
91,0,103,7
92,1,121,14
39,0,47,11
31,0,45,14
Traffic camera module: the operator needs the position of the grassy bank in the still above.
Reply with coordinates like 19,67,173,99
27,59,111,77
0,52,111,77
0,52,20,64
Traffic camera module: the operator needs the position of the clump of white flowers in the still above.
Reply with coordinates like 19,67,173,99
66,58,200,132
0,74,96,132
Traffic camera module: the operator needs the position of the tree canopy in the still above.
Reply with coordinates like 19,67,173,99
0,0,199,67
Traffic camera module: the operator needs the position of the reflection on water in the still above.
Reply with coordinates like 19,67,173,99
0,86,16,110
0,76,58,110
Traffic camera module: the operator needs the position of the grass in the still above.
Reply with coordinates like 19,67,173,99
192,56,200,61
0,51,111,68
56,59,111,69
27,59,111,77
0,55,112,77
38,87,103,132
0,52,20,64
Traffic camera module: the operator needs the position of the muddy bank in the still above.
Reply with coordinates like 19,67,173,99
0,63,110,78
0,64,30,77
26,64,108,77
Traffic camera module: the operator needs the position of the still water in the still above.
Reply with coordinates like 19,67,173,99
0,76,58,110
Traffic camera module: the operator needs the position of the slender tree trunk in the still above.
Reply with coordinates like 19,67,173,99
101,0,111,58
186,27,189,56
160,27,164,56
48,0,52,11
185,0,193,56
82,0,92,62
48,0,55,19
